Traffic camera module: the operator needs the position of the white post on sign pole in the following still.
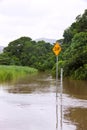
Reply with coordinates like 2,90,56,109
60,68,63,130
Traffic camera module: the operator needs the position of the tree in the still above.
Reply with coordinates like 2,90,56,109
2,37,55,71
52,9,87,80
63,32,87,79
63,9,87,44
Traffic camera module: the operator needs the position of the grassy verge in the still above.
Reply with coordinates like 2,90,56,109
0,65,38,82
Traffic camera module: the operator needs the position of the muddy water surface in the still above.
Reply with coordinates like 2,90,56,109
0,73,87,130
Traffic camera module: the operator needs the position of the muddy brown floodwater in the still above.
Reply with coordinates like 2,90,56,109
0,72,87,130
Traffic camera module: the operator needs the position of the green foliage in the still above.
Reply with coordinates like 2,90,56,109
63,9,87,44
0,65,38,82
63,28,73,44
72,64,87,80
52,60,65,77
52,10,87,80
1,9,87,80
1,37,55,71
62,32,87,79
0,53,11,65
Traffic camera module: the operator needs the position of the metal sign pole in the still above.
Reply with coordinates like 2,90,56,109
56,55,58,130
56,56,58,97
52,42,61,130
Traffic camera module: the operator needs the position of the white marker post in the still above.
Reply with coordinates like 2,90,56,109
60,68,63,130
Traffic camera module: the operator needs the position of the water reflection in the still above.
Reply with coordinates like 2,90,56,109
56,93,63,130
56,69,63,130
63,79,87,99
0,73,87,130
64,107,87,130
3,73,55,94
63,79,87,130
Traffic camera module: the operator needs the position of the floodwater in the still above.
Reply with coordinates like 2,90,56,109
0,73,87,130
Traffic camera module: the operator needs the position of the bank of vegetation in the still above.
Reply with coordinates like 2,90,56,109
0,9,87,80
57,9,87,80
0,65,38,82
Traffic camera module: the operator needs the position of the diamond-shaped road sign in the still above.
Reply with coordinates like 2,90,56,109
53,42,61,56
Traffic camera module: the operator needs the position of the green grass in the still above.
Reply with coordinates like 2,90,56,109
0,65,38,82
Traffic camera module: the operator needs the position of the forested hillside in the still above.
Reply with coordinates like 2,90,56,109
0,9,87,80
0,37,55,71
55,9,87,80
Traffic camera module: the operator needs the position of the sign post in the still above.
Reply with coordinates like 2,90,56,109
53,42,61,130
53,42,61,87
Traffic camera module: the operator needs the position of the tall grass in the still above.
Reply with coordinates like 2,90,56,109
0,65,38,82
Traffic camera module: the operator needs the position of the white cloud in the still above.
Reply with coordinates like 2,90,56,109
0,0,87,46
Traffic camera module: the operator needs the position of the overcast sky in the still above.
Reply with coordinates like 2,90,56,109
0,0,87,46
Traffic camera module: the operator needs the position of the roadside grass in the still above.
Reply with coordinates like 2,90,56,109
0,65,38,82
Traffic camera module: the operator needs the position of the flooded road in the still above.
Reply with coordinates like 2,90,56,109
0,73,87,130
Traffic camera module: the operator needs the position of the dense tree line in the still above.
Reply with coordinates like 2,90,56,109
1,37,55,71
63,9,87,44
54,9,87,80
0,9,87,80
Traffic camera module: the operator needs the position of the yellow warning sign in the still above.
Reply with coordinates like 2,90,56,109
53,42,61,56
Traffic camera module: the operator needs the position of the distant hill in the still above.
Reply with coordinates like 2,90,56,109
0,46,4,53
35,38,57,44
